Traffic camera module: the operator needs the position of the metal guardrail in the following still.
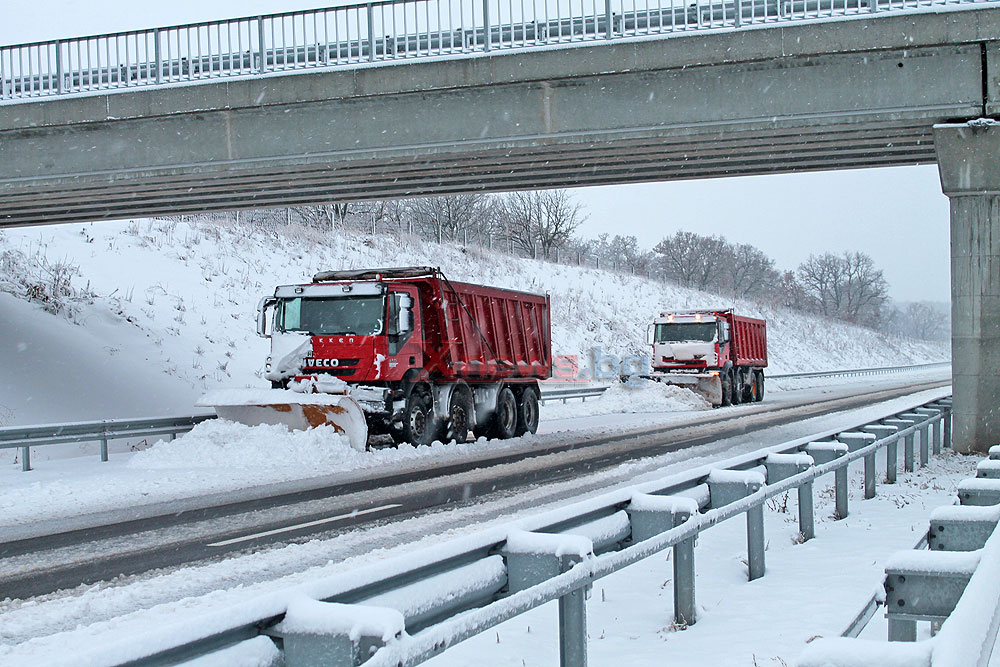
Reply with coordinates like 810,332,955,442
768,361,951,380
76,394,951,666
0,414,215,472
799,444,1000,667
0,0,994,101
2,362,949,471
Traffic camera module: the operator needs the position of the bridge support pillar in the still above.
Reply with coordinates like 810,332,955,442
934,121,1000,454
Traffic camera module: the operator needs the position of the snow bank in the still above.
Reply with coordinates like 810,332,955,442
128,421,357,470
542,379,711,420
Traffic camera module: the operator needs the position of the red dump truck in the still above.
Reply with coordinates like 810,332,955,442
203,267,552,448
648,309,767,406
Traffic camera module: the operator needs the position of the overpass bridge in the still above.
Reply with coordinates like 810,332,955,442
1,1,999,454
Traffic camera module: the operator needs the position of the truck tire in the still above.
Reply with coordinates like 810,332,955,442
721,371,733,407
754,371,765,402
731,370,743,405
487,387,518,440
514,386,540,436
401,388,440,446
446,385,474,444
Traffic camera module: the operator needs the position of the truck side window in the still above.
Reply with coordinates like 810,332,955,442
387,292,415,355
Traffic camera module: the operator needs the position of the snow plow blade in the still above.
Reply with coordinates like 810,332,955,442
197,389,369,451
648,373,723,407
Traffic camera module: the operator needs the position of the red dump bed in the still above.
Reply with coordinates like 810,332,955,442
729,313,767,368
429,277,552,381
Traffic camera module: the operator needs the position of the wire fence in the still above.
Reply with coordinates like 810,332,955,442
2,0,994,101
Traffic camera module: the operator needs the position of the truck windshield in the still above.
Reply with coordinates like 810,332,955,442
278,296,385,336
655,322,717,343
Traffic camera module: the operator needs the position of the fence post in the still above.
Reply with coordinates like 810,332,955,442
604,0,613,37
482,0,491,51
21,446,31,472
257,18,266,72
55,41,64,94
154,28,163,84
367,4,375,62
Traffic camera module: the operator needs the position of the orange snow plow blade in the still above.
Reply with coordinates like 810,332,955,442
197,389,369,450
648,373,723,407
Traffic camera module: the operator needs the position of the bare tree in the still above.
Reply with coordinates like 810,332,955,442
726,243,779,299
652,230,731,292
408,194,492,244
494,190,583,258
797,251,888,325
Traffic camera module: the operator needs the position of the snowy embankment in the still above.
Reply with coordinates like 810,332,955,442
0,217,946,433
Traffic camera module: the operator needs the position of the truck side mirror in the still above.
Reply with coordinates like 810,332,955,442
257,297,277,338
719,322,730,344
398,294,413,334
646,323,654,345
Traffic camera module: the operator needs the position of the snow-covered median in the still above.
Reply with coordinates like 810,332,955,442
543,380,711,420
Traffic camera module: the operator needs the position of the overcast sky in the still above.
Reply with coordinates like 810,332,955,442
2,2,952,302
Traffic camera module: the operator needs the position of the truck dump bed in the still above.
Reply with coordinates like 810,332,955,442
437,279,551,380
731,314,767,367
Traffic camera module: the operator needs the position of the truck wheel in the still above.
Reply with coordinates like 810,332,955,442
754,371,765,402
487,387,518,440
402,389,439,446
731,370,743,405
446,386,474,444
721,371,733,407
514,386,540,436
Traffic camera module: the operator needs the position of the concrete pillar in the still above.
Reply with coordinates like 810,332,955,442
934,121,1000,454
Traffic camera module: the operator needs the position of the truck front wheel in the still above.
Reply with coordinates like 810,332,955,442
402,389,440,446
721,371,733,407
515,386,540,436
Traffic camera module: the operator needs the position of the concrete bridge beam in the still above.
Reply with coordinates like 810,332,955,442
935,121,1000,454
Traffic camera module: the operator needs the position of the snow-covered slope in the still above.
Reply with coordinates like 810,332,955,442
0,217,947,432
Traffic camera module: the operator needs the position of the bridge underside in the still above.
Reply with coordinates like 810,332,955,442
0,119,941,225
1,9,995,226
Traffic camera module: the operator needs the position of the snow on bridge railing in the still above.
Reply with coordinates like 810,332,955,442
70,392,953,666
799,445,1000,667
1,0,995,101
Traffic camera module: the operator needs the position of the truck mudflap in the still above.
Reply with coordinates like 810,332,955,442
647,372,723,407
198,388,369,451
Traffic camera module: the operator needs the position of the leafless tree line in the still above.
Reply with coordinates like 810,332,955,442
179,191,946,341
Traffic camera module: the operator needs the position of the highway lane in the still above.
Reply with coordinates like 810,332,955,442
0,377,948,600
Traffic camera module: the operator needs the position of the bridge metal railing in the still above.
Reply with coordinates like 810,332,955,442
799,446,1000,667
65,393,952,665
1,0,994,101
1,361,950,471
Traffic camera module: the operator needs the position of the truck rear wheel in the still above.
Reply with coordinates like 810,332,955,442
754,371,765,402
515,386,540,436
446,385,474,444
487,387,518,440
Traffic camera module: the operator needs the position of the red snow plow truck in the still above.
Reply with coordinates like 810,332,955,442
647,309,767,407
201,267,552,449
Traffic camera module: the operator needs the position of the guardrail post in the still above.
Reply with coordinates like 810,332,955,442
277,598,404,667
899,413,930,466
627,494,700,625
839,432,877,499
884,550,979,641
100,423,110,462
915,408,943,456
765,453,814,540
506,531,593,666
20,446,31,472
881,420,916,472
958,478,1000,506
943,407,952,449
928,505,1000,551
805,441,849,519
708,470,765,580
